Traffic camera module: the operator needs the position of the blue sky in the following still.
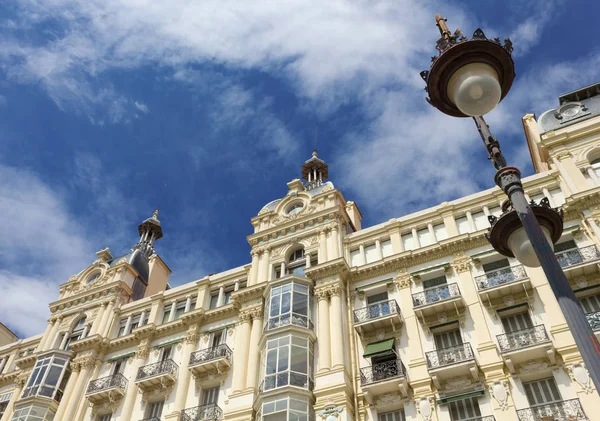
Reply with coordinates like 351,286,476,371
1,0,599,337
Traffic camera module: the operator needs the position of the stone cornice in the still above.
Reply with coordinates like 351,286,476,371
563,187,600,220
247,207,344,247
304,258,350,282
231,283,265,308
540,116,600,148
69,334,104,353
50,281,131,314
349,232,489,282
0,369,20,387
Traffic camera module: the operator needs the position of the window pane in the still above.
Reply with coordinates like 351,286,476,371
293,293,308,316
281,292,291,314
350,249,361,266
290,345,307,373
473,212,489,231
278,346,289,372
434,224,448,241
418,228,432,247
402,233,415,251
270,295,281,317
365,244,378,263
266,350,278,374
381,240,393,257
456,217,471,234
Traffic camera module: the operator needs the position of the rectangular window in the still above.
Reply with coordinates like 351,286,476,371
501,312,533,333
174,301,186,320
554,240,577,252
202,386,220,405
456,216,471,234
99,414,112,421
350,249,361,267
449,397,481,421
209,294,219,309
379,410,406,421
423,275,447,290
129,315,141,332
365,244,378,263
401,233,416,251
367,292,388,305
22,355,70,402
381,240,393,258
224,288,234,305
160,346,173,361
434,224,448,241
434,328,462,349
112,358,126,375
146,401,164,418
550,188,565,206
523,378,561,406
473,211,489,231
580,294,600,313
162,307,172,324
418,228,432,247
482,259,510,273
211,330,225,348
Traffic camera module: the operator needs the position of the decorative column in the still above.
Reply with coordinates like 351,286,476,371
37,319,55,351
44,316,62,351
466,211,476,232
427,223,436,242
389,227,403,253
330,225,340,259
245,308,264,390
232,312,252,393
359,244,366,266
59,332,69,350
196,280,209,310
124,315,133,335
184,296,192,312
172,325,200,415
0,375,26,421
120,342,150,421
74,360,103,421
316,290,331,371
217,286,225,307
60,357,94,421
97,300,115,336
411,227,421,248
259,248,270,283
375,239,383,260
168,301,177,322
318,230,327,264
329,285,344,368
249,251,260,286
89,303,106,335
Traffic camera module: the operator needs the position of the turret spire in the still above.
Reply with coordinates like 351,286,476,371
134,208,163,258
301,149,329,190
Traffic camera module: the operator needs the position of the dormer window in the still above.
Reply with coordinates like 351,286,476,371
286,202,304,216
86,271,101,284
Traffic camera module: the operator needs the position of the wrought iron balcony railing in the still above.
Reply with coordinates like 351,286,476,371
140,418,161,421
354,300,401,324
136,359,178,382
264,313,314,332
475,265,527,290
497,325,550,352
586,311,600,331
360,358,406,385
86,373,128,395
190,344,232,366
425,343,474,369
465,417,495,421
412,283,460,307
516,399,588,421
259,370,315,392
182,403,223,421
556,245,600,269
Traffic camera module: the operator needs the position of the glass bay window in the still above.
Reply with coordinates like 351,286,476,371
261,334,314,392
259,396,314,421
22,354,71,402
265,282,313,331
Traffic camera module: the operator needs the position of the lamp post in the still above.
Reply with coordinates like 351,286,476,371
420,14,600,392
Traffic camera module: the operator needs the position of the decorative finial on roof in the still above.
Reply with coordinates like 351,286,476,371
302,149,328,190
152,208,159,220
134,209,164,258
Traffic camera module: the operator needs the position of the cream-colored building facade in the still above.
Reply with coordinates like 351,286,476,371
1,82,600,421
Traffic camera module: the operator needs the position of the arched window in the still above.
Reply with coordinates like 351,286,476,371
286,202,304,216
592,158,600,179
287,248,306,277
62,316,88,350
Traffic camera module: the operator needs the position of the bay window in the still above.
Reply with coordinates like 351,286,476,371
22,354,70,403
265,282,313,331
261,335,314,392
259,396,314,421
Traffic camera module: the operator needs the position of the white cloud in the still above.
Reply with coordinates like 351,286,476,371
0,164,94,337
135,101,149,113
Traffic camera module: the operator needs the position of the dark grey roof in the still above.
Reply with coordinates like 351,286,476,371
538,82,600,134
107,249,149,282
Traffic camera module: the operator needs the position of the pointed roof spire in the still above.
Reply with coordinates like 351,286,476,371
301,149,328,190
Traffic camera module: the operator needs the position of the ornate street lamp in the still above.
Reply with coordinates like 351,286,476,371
420,14,600,391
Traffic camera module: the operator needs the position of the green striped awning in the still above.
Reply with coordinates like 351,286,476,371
363,339,395,358
153,338,183,349
437,390,484,404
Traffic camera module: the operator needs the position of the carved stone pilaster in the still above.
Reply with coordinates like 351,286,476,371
185,325,201,345
315,289,329,301
451,253,472,274
239,311,253,324
135,343,150,360
394,270,411,289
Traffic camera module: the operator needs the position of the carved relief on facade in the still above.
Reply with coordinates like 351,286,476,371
568,363,594,394
489,380,510,410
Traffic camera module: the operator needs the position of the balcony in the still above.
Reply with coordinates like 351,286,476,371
475,265,532,304
135,359,178,393
497,325,554,374
412,283,464,319
516,399,588,421
353,300,402,335
359,359,408,400
86,374,127,404
587,311,600,331
140,418,161,421
264,313,314,333
467,418,496,421
425,343,478,388
189,344,232,378
259,370,314,392
556,245,600,278
182,403,223,421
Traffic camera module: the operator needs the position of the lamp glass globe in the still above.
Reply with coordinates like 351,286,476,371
447,62,502,116
507,226,553,268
